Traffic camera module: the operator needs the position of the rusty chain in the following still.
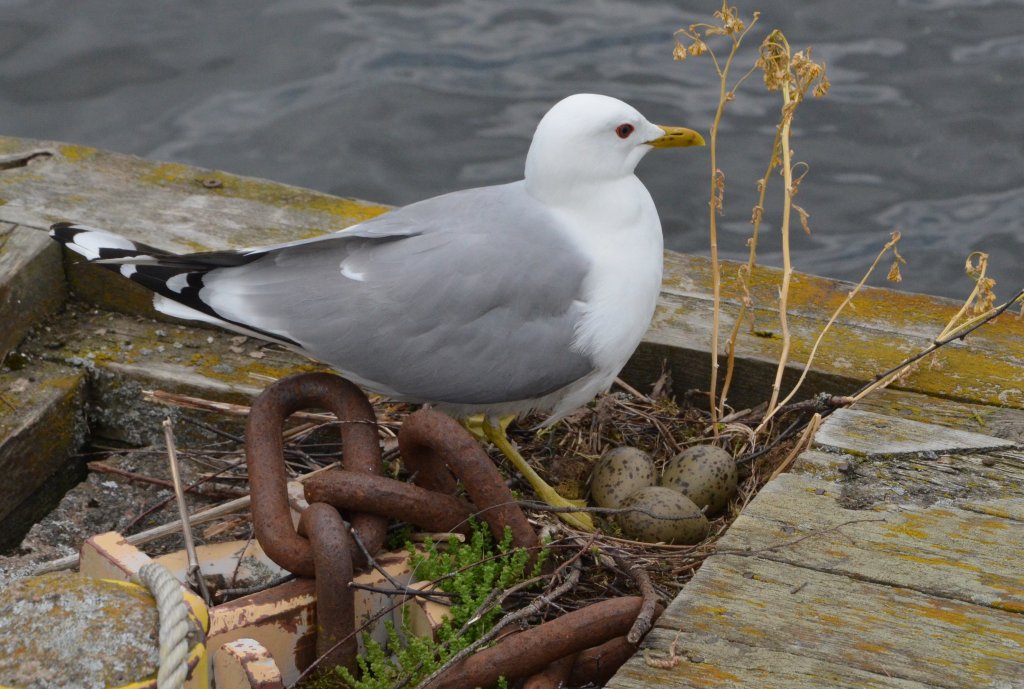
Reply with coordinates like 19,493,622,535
246,372,386,576
245,372,658,688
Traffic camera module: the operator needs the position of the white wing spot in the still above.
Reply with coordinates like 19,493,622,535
340,263,366,282
166,273,189,293
74,230,137,259
120,265,137,279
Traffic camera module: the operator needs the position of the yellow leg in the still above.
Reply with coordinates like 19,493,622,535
461,413,512,441
481,417,595,531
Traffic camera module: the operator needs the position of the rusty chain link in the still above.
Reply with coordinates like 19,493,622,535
398,409,538,553
300,502,357,673
246,372,386,576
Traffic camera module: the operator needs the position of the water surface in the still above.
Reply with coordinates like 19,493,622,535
2,0,1022,299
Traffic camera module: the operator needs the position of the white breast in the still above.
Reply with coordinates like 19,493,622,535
555,176,665,389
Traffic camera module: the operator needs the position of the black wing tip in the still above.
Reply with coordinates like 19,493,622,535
49,221,81,241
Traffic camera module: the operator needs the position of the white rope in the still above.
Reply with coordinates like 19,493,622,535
137,562,191,689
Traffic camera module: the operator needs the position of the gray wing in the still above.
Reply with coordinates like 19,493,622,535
201,181,595,405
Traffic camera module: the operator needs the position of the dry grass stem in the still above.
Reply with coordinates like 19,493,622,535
718,124,783,416
163,417,213,605
753,30,829,421
674,2,761,430
755,232,903,434
849,285,1024,404
767,412,821,482
938,252,997,340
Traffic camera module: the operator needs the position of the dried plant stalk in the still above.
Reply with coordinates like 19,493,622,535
848,255,1017,405
755,30,829,423
674,3,760,428
718,127,781,418
754,232,902,433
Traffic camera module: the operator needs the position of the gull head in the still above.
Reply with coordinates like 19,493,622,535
524,93,704,200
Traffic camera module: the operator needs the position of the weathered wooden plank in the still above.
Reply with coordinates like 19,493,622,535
959,498,1024,523
0,135,387,321
0,223,67,361
795,447,1024,517
0,362,86,549
716,472,1024,613
846,446,1024,510
814,408,1014,457
627,251,1024,410
612,628,937,689
654,554,1024,688
0,136,389,249
850,388,1024,444
16,304,326,445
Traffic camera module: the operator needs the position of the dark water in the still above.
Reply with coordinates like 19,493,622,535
2,0,1022,299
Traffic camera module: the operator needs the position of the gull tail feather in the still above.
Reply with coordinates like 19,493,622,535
48,222,298,346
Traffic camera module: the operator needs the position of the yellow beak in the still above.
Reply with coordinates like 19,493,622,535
647,126,706,148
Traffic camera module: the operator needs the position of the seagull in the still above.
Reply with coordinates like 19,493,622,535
50,93,704,531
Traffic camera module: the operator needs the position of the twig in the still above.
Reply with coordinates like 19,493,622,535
214,573,297,603
735,414,809,465
768,412,822,481
755,31,829,424
613,377,651,402
146,388,394,426
349,582,455,599
755,232,903,434
163,418,213,606
86,460,247,499
178,415,245,443
145,389,322,420
848,286,1024,403
31,463,338,575
704,13,760,431
611,552,663,643
225,531,257,590
122,454,248,531
88,461,177,489
765,61,795,417
719,128,782,417
348,524,450,606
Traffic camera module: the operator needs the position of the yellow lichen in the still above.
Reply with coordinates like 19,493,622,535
137,163,389,227
58,144,99,162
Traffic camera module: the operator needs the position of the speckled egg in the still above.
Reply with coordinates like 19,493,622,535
589,446,657,509
616,486,710,544
660,444,737,515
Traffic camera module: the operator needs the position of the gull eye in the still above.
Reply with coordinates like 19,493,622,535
615,123,635,139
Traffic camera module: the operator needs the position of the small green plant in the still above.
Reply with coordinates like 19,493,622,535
330,519,547,689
